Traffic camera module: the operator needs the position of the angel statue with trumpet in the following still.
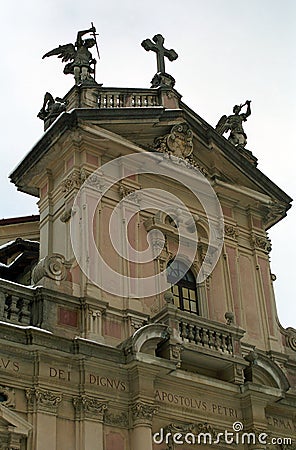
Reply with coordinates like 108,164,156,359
215,100,251,148
42,25,99,85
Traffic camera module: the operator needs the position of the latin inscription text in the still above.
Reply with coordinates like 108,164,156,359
155,390,238,418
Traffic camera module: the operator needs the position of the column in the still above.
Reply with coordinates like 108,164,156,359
26,388,62,450
73,394,108,450
130,401,158,450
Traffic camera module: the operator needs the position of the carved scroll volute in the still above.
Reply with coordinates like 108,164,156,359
32,254,67,284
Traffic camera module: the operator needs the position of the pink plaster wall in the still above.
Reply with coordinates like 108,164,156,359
209,261,227,322
226,245,241,326
106,431,125,450
239,254,262,341
258,256,275,336
104,319,122,339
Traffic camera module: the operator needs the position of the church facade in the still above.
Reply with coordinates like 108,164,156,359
0,31,295,450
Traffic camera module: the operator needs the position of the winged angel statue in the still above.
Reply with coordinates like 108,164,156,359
215,100,251,147
43,27,97,85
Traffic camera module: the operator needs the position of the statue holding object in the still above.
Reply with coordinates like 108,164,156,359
42,26,99,85
216,101,251,148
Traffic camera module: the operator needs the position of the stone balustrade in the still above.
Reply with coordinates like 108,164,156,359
179,318,234,354
97,88,159,108
153,304,245,359
0,280,36,326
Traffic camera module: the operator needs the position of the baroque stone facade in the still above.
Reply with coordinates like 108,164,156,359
0,35,295,450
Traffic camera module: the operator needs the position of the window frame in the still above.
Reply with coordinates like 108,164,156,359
167,260,199,315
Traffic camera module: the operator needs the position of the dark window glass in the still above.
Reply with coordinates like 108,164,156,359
167,260,199,314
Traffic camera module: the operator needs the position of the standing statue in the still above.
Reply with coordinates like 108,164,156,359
215,101,251,147
42,26,98,85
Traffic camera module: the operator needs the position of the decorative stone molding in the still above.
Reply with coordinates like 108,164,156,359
130,316,147,331
73,395,108,420
154,123,193,159
0,386,15,408
225,311,235,325
151,72,176,88
163,421,218,448
250,233,272,253
82,170,105,192
281,445,296,450
164,290,174,304
285,328,296,351
263,200,287,226
131,401,158,425
61,169,82,193
32,253,67,284
0,405,32,450
244,350,258,365
159,341,183,368
104,411,129,428
237,146,258,166
118,184,141,204
26,388,62,413
152,123,207,176
60,206,72,223
61,168,104,196
224,224,239,240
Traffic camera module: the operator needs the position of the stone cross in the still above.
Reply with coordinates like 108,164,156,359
141,34,178,74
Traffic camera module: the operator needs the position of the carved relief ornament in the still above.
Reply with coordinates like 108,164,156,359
285,327,296,351
224,224,239,240
104,411,129,428
0,386,15,408
131,401,158,424
61,169,82,193
154,123,193,157
250,233,272,253
26,388,62,413
73,395,108,420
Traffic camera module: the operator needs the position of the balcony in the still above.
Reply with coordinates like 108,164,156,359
0,278,80,338
153,303,247,383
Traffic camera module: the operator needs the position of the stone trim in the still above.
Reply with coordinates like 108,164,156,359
73,395,108,421
26,388,62,414
131,401,158,426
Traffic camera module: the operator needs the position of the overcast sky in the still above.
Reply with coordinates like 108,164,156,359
1,0,295,327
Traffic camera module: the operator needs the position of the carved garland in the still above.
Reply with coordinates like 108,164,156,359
73,395,108,420
104,411,129,428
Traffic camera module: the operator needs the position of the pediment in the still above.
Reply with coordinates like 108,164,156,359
10,104,292,230
0,405,32,436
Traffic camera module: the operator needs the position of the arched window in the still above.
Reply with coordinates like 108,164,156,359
167,260,199,314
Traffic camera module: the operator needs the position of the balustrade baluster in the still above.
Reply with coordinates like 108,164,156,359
200,328,209,347
215,333,222,350
208,330,215,348
180,322,188,339
188,324,195,342
221,334,227,352
20,298,31,325
226,335,233,354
